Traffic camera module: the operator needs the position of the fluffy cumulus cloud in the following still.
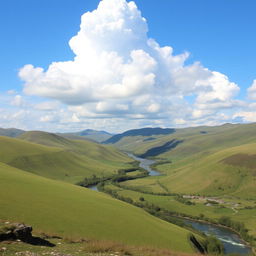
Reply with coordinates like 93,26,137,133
15,0,250,131
247,80,256,100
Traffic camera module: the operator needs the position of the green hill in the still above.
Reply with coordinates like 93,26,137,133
158,143,256,198
0,134,132,183
114,124,256,198
0,127,25,137
0,162,194,253
109,123,256,157
59,129,112,143
104,127,175,144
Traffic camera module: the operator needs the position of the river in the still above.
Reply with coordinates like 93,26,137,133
88,152,251,254
185,219,251,255
87,185,99,191
126,152,161,176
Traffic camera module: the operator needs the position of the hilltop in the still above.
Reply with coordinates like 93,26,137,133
0,133,131,183
104,127,175,144
60,129,112,142
0,127,25,137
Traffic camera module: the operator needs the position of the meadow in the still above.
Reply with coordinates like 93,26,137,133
0,156,195,253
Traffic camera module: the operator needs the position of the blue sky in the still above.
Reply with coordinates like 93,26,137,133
0,0,255,132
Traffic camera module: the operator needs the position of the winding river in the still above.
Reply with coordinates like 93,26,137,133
89,152,251,254
126,152,161,176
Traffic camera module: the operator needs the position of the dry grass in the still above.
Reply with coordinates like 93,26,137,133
81,239,200,256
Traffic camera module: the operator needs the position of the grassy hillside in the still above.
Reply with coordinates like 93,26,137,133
158,143,256,198
59,129,112,143
0,134,132,183
110,123,256,198
112,124,256,240
110,123,256,157
104,127,175,144
0,127,25,137
0,162,195,253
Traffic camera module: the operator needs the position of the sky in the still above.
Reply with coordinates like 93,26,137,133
0,0,255,133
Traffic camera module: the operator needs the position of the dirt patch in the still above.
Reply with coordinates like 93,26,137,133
222,153,256,169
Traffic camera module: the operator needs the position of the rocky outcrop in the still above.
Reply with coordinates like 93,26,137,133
0,223,32,242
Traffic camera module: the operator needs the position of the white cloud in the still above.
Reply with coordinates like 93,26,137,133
11,95,26,107
7,90,17,95
233,111,256,122
247,80,256,100
14,0,249,131
35,101,60,111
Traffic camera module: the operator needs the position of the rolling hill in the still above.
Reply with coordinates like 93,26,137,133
0,127,25,137
109,123,256,199
0,161,195,253
104,127,175,144
60,129,112,143
159,143,256,198
0,133,132,183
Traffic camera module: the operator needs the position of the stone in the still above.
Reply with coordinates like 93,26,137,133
13,224,33,241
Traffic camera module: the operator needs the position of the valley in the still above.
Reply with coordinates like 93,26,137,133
1,124,256,255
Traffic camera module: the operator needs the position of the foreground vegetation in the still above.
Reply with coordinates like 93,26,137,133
2,123,256,255
0,237,201,256
0,161,196,253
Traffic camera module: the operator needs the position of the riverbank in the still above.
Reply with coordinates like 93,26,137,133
81,153,255,254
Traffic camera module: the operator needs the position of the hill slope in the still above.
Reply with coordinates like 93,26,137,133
113,123,256,198
117,123,256,157
0,162,194,253
0,134,132,183
0,127,25,137
104,127,175,144
60,129,112,142
158,143,256,198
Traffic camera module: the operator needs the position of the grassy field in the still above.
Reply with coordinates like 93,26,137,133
110,123,256,158
2,124,256,254
0,237,200,256
0,134,132,183
110,124,256,240
105,183,256,238
0,162,196,253
154,143,256,199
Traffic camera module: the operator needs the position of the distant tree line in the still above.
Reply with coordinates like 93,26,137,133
77,167,148,188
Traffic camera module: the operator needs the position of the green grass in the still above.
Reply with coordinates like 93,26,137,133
121,176,168,193
0,162,195,253
112,123,256,158
0,238,199,256
0,135,132,183
105,183,256,238
156,143,256,199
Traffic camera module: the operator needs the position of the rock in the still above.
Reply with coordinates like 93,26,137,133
13,224,33,241
0,223,32,242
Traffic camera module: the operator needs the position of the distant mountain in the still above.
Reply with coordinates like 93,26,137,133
0,127,25,137
60,129,112,143
104,127,176,144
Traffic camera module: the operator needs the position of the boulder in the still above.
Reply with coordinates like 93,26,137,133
13,223,33,241
0,223,32,242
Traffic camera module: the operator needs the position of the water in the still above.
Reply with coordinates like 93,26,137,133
125,153,161,176
185,219,251,255
87,153,251,254
87,185,99,191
